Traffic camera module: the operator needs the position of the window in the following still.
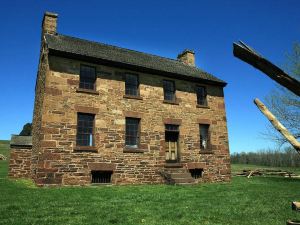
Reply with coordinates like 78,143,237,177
125,118,140,148
196,86,207,106
199,124,209,150
91,171,112,184
76,113,95,146
79,65,96,90
125,74,139,96
163,80,175,101
190,168,203,179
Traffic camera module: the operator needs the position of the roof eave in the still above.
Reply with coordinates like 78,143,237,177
48,48,227,87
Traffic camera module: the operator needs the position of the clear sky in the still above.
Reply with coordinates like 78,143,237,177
0,0,299,153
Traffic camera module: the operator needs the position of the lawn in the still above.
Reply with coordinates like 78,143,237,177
0,141,299,225
0,140,9,178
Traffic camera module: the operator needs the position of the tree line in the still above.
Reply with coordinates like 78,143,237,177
231,147,300,167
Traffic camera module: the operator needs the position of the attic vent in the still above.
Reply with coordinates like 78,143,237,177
91,171,112,184
189,168,203,179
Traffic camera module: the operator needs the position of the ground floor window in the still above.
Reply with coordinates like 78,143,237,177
91,171,112,184
189,168,203,179
199,124,210,150
76,113,95,146
125,117,140,148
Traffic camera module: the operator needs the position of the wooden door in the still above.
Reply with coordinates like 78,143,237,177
165,140,178,162
165,130,179,163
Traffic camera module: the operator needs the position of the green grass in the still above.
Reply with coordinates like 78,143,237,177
0,141,299,225
0,140,9,156
0,140,9,178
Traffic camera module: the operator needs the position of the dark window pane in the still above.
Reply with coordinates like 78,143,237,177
91,171,112,184
163,80,175,101
197,86,207,106
189,168,203,179
165,124,179,132
125,74,139,96
76,113,95,146
199,124,209,150
125,118,140,147
80,65,96,90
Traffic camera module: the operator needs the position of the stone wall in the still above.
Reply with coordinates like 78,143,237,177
9,147,32,179
31,54,231,186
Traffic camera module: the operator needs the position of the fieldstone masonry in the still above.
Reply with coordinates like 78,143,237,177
9,12,231,186
9,136,32,179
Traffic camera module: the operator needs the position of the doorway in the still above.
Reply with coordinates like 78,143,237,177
165,124,179,163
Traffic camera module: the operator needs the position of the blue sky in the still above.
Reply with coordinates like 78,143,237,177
0,0,299,153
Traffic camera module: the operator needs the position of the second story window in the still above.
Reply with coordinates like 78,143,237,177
80,65,96,90
199,124,210,150
125,117,140,148
76,113,95,147
163,80,175,101
125,74,139,96
196,86,207,106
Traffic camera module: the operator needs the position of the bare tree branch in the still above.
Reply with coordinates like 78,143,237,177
254,98,300,154
233,41,300,96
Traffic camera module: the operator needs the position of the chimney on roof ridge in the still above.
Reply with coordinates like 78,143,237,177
177,49,195,66
42,12,58,36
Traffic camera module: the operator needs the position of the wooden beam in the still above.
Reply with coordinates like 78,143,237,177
254,98,300,154
292,201,300,211
233,41,300,96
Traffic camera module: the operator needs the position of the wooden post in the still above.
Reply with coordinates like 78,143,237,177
254,98,300,154
292,201,300,211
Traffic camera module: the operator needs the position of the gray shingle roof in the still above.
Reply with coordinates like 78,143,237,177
45,34,226,86
10,135,32,147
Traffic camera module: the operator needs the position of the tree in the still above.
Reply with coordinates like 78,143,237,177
264,43,300,146
19,123,32,136
233,41,300,152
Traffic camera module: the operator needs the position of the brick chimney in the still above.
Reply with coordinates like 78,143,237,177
42,12,58,36
177,49,195,66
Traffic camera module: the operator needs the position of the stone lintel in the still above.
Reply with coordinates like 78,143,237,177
75,105,99,114
187,162,206,169
197,119,211,124
163,118,182,125
123,111,143,118
88,163,116,171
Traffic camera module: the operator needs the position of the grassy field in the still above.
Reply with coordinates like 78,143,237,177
231,163,300,174
0,140,9,178
0,141,300,225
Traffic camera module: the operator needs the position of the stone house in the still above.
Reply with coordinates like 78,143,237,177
9,12,231,186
